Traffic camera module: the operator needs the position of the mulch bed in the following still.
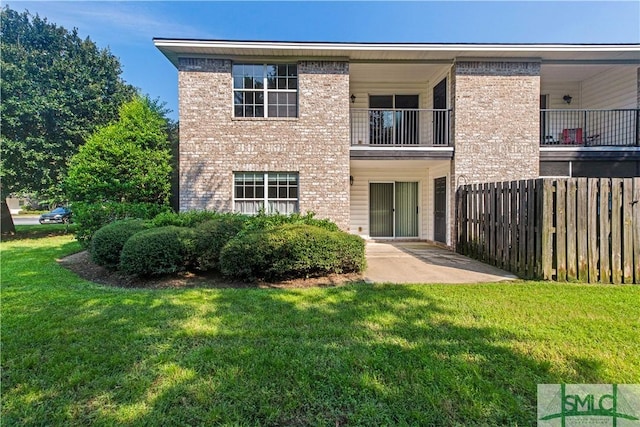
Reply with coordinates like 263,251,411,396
57,251,363,289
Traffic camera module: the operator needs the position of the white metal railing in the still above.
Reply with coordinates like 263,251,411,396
350,108,451,146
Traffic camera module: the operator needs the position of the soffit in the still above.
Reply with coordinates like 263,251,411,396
154,39,640,68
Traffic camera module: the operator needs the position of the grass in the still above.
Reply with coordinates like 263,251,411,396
2,228,639,425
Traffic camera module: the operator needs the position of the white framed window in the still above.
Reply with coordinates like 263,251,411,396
234,172,299,214
232,64,298,118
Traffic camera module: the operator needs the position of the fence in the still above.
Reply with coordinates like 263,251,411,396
456,178,640,284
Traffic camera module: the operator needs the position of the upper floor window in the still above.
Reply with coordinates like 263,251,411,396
232,64,298,118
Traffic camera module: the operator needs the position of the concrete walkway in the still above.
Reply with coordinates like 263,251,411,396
364,241,518,284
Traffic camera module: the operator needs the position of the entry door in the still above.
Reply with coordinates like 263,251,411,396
434,177,447,243
433,78,447,146
369,182,419,238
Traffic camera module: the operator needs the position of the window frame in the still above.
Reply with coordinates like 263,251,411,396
232,63,298,119
233,172,299,215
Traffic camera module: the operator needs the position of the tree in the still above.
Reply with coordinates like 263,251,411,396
0,6,136,202
65,96,172,205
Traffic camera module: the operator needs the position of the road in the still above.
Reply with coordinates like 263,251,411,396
12,216,41,226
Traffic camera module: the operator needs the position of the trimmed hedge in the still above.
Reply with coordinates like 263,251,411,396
119,226,195,276
73,202,170,247
194,214,248,271
220,224,366,281
90,219,150,269
151,210,220,228
240,212,339,235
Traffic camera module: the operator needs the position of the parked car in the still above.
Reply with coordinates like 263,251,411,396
39,207,72,224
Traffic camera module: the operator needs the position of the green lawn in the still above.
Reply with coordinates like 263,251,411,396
2,230,639,425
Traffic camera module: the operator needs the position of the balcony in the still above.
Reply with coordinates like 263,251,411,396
350,109,451,147
540,109,639,147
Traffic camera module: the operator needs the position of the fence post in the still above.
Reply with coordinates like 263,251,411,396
622,178,634,284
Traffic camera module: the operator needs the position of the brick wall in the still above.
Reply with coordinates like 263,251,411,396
451,61,541,184
450,61,541,246
178,59,351,229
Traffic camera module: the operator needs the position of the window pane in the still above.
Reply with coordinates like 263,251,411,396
287,106,297,117
256,92,264,104
268,186,277,198
245,106,254,117
288,78,297,90
235,186,243,198
234,105,244,117
268,106,277,117
287,65,297,77
287,93,297,104
256,186,264,198
246,187,254,198
289,187,298,198
255,106,264,117
278,78,286,90
233,77,243,89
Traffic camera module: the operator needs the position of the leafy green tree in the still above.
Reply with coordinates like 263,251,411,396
65,96,173,205
0,6,136,201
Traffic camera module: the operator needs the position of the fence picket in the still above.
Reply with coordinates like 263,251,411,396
622,178,633,284
633,178,640,283
611,179,623,284
566,179,577,281
542,180,555,280
576,178,588,282
588,179,600,283
518,180,527,277
599,179,611,284
556,180,567,281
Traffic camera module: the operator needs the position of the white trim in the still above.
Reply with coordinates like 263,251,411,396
154,39,640,53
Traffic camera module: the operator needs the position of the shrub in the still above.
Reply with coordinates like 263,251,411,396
240,212,339,235
119,226,195,276
90,219,150,269
220,224,366,281
194,214,248,271
151,210,221,228
73,201,169,247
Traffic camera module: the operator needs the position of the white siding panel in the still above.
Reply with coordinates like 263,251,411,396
581,67,638,109
540,82,581,108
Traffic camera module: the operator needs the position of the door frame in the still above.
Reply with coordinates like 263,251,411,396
368,180,421,239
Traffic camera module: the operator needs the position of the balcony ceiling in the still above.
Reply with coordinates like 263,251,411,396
349,63,447,84
541,63,637,83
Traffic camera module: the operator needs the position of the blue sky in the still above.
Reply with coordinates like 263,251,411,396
7,1,640,121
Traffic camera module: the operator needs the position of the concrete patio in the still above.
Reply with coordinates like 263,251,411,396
364,241,518,284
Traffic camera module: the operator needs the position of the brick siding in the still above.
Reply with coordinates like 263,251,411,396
177,59,351,229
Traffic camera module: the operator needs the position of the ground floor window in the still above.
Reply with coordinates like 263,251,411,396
234,172,299,214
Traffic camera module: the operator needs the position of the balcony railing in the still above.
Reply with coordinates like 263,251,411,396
540,109,639,147
350,108,451,147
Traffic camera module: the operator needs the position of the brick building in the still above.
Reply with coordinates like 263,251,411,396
155,40,640,246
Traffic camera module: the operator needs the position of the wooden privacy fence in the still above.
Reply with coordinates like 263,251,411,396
456,178,640,284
